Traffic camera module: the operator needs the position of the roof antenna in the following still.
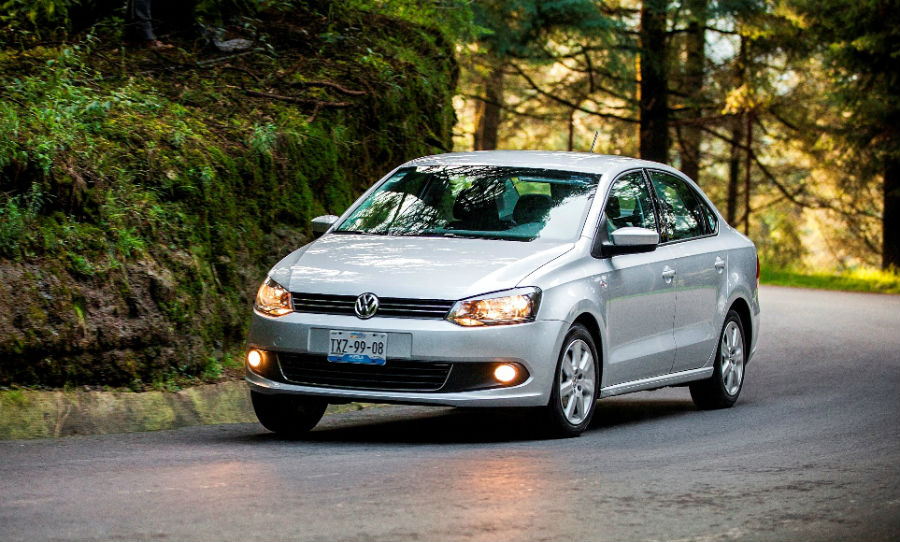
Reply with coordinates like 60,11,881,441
589,130,599,153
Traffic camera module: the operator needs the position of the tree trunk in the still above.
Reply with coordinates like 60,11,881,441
567,108,576,152
726,114,742,225
680,0,706,182
743,112,752,235
726,36,747,227
473,60,504,151
884,155,900,270
638,0,669,163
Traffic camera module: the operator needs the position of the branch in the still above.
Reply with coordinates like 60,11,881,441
706,26,740,35
698,119,882,227
219,65,262,88
509,63,638,124
527,44,641,63
583,48,596,94
552,58,637,104
696,123,830,211
666,111,731,126
288,80,367,96
195,51,258,66
767,106,801,132
751,158,812,207
244,89,352,108
462,93,562,120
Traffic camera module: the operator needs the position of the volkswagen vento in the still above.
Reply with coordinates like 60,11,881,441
245,151,760,437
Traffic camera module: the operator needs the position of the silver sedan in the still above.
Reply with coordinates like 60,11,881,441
245,151,760,437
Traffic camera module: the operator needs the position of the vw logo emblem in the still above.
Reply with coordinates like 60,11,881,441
354,292,379,319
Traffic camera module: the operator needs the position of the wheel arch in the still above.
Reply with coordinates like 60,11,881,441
571,311,603,373
728,297,753,363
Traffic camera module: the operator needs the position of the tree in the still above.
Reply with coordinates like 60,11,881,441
472,55,505,150
467,0,612,150
638,0,670,162
783,0,900,269
677,0,708,182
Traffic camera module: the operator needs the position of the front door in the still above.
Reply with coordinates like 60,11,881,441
601,171,677,386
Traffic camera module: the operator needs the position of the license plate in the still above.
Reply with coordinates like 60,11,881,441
327,331,388,365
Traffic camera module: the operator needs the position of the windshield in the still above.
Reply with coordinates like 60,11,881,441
335,165,598,241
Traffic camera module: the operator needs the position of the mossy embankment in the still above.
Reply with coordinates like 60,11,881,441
0,2,458,389
0,383,374,439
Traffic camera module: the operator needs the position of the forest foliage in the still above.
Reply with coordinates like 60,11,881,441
457,0,899,273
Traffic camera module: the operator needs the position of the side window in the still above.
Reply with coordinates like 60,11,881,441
605,171,657,236
699,197,718,234
648,170,711,241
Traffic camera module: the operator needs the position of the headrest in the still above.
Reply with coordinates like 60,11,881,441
513,194,552,224
606,195,620,218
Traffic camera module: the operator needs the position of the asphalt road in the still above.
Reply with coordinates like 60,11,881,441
1,286,898,541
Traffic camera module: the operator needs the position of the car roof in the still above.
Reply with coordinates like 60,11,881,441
403,150,678,178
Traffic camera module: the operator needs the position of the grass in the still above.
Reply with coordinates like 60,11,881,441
760,266,900,294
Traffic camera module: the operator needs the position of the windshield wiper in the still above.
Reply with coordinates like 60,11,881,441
415,230,463,238
416,230,528,240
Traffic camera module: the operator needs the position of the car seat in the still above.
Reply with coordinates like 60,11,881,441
513,194,552,224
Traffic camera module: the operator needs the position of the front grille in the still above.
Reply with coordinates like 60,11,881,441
277,353,452,391
291,293,454,319
292,293,355,315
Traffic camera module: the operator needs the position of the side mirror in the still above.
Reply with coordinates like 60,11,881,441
611,226,659,247
311,215,339,238
603,226,659,256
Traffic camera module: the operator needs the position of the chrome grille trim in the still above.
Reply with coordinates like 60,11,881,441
292,293,453,319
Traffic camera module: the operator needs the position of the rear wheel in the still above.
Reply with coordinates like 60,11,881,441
690,309,746,409
251,391,328,436
544,324,599,438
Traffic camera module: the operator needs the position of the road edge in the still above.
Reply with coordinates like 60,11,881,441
0,381,370,440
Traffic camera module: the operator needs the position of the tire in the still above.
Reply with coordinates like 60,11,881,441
251,391,328,436
690,309,746,410
544,324,600,438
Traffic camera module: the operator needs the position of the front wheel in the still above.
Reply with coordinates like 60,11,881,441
690,309,746,409
251,391,328,437
544,324,600,438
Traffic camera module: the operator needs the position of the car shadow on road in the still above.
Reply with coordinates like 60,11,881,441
240,398,698,445
592,398,698,430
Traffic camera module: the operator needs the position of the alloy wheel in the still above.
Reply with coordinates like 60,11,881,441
558,338,596,425
720,320,744,396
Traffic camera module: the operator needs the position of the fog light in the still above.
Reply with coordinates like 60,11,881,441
493,363,518,383
247,349,262,369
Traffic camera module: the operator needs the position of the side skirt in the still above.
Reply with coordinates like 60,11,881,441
599,367,714,398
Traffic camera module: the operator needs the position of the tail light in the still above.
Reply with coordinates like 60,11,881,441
756,255,760,290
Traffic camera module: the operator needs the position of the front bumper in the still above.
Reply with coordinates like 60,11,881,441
245,310,568,407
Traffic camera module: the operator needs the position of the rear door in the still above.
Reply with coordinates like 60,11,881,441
647,170,725,373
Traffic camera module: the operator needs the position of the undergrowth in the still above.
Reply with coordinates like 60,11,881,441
760,266,900,294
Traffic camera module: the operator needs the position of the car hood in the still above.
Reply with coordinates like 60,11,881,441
270,234,573,300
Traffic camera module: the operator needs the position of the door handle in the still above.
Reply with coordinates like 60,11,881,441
714,257,726,272
662,266,676,283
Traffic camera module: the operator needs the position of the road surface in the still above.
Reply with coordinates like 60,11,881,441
1,286,898,541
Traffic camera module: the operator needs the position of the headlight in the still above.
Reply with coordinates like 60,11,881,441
254,277,293,317
446,287,541,326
